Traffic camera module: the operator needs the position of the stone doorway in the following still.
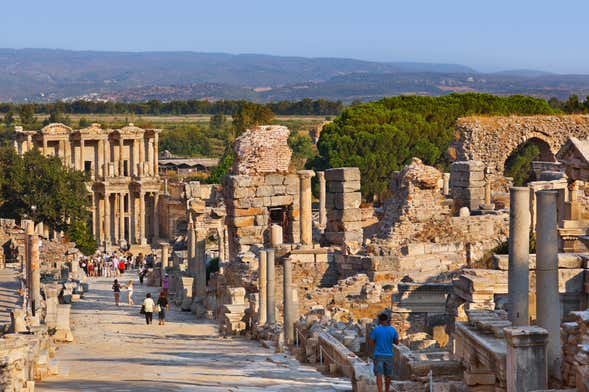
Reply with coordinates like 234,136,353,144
269,206,290,243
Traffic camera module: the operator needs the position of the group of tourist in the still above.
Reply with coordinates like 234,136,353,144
79,251,157,278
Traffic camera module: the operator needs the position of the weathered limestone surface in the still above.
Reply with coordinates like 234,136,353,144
232,125,292,175
450,160,485,211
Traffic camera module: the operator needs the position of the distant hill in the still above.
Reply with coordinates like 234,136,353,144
0,48,586,102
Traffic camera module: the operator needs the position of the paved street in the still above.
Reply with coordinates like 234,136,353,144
36,273,351,392
0,264,22,328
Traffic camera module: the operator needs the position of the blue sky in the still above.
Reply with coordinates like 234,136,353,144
1,0,587,73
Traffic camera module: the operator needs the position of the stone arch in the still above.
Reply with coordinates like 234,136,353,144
450,115,589,174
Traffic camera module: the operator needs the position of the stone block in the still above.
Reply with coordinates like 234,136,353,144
255,214,268,226
326,220,363,232
286,183,299,194
325,167,361,182
327,181,361,193
284,174,299,185
273,185,286,194
236,226,264,238
265,174,284,185
464,371,496,385
232,207,264,217
335,192,362,210
256,185,275,197
269,195,293,206
233,186,255,199
327,208,362,222
233,216,255,228
325,231,363,245
251,197,265,208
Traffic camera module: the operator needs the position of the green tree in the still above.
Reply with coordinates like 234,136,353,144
231,102,275,137
0,148,91,233
43,108,71,126
207,147,236,184
67,221,97,255
209,113,226,130
78,117,91,128
18,104,36,128
504,143,541,186
288,132,316,169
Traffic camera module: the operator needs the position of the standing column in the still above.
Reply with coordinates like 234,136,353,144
119,192,125,245
318,171,327,228
161,243,170,269
508,187,530,326
195,230,207,298
27,225,40,315
113,194,120,244
258,250,267,325
283,257,295,344
148,139,154,176
154,133,159,176
103,138,110,177
266,248,276,325
42,137,48,156
119,138,124,176
97,139,104,178
153,193,160,241
132,139,139,176
443,173,451,196
270,224,283,248
104,192,111,245
79,139,85,171
139,192,146,244
505,326,548,392
187,222,197,274
139,138,145,175
535,190,561,380
297,170,315,246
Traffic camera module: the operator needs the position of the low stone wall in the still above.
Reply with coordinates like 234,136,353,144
561,309,589,389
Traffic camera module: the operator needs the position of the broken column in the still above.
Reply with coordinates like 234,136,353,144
535,190,562,381
53,304,74,342
504,326,548,392
508,187,530,326
266,248,276,325
258,250,267,325
270,224,283,248
298,170,315,246
161,243,170,269
195,231,207,299
187,222,197,274
443,172,450,196
318,171,327,227
283,257,295,344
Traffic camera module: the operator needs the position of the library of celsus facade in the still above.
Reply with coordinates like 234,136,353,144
14,122,161,250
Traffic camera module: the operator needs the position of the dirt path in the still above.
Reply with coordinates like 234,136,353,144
36,272,351,392
0,264,22,328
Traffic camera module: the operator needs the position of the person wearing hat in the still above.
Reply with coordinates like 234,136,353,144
369,313,399,392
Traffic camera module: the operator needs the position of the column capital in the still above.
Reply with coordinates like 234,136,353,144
317,171,325,180
297,170,315,179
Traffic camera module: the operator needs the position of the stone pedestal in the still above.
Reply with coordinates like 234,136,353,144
10,309,26,333
270,224,283,248
194,233,207,300
508,187,530,326
504,326,548,392
298,170,315,246
53,304,74,342
535,190,562,381
266,248,276,325
258,250,267,325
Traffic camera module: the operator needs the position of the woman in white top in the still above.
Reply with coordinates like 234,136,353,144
127,280,134,305
142,293,155,325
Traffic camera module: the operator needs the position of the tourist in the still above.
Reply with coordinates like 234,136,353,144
112,279,121,306
369,313,399,392
118,258,125,274
138,267,145,285
156,291,168,325
162,273,169,297
142,293,155,325
127,280,134,305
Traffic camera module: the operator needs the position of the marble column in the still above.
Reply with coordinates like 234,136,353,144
113,194,120,244
119,138,124,176
258,250,267,325
103,139,110,177
42,137,48,156
535,190,562,380
297,170,315,246
97,139,104,178
266,248,276,325
187,222,197,274
508,187,530,326
195,231,207,299
318,171,327,228
161,243,170,269
153,193,160,241
485,176,492,205
132,139,139,176
139,138,145,174
154,133,159,176
270,224,283,248
139,192,146,244
27,226,40,315
443,173,450,196
505,326,548,392
148,140,154,176
104,192,111,245
79,139,84,171
283,257,295,344
119,192,125,245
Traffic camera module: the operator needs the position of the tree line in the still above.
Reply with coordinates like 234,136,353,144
0,98,343,117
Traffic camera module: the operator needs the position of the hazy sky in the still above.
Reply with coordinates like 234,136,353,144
1,0,587,73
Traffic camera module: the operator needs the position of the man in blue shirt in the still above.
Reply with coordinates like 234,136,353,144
369,313,399,392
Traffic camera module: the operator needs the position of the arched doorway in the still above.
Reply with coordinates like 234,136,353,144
504,137,555,186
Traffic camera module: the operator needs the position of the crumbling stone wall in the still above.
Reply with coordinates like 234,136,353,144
449,114,589,174
232,125,292,175
450,160,485,211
